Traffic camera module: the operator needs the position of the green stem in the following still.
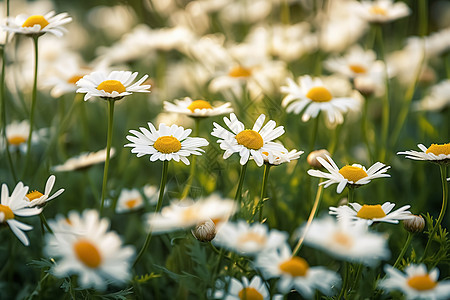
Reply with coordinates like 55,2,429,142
234,163,248,204
100,99,115,215
337,262,349,300
308,114,320,154
23,36,39,177
393,233,413,268
347,186,355,203
421,165,448,260
39,213,53,234
133,160,169,268
280,0,290,24
181,118,200,199
258,164,271,223
361,97,373,163
418,0,427,37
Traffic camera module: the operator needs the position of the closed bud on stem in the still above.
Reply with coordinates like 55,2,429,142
403,215,425,233
307,149,331,169
192,219,216,242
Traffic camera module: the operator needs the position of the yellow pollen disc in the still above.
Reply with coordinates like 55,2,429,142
187,100,212,112
306,86,333,102
73,239,102,268
22,15,49,29
407,274,437,291
228,66,252,78
333,232,354,248
279,257,309,277
349,64,367,74
181,207,197,222
339,165,368,182
237,232,267,246
356,205,386,219
153,136,182,154
26,190,44,201
426,143,450,156
235,130,264,150
370,6,388,16
7,135,27,146
0,204,14,221
96,80,126,94
67,75,84,84
125,198,139,209
238,287,263,300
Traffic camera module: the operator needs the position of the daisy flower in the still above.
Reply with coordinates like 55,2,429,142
51,148,115,172
211,113,286,167
307,154,390,193
329,202,413,226
414,80,450,112
3,11,72,37
163,97,233,118
300,217,390,266
143,184,158,206
45,65,91,98
25,175,65,208
213,276,281,300
260,148,304,166
76,70,150,101
397,143,450,164
255,243,341,297
147,194,237,234
2,120,41,153
1,182,42,246
213,220,288,256
281,75,360,125
115,188,144,213
352,0,411,23
378,264,450,299
125,123,209,165
45,210,135,290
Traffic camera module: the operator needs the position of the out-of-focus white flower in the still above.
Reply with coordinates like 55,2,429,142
3,11,72,37
164,97,233,118
115,188,144,214
52,148,115,172
351,0,411,23
87,5,137,39
212,276,280,300
2,120,43,153
414,80,450,112
397,143,450,162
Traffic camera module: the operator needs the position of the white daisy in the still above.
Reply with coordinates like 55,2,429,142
260,148,304,166
281,75,360,125
0,182,42,246
2,120,41,153
163,97,233,118
45,210,135,290
352,0,411,23
76,70,150,101
211,113,286,167
143,184,158,206
51,148,116,172
397,143,450,163
125,123,209,165
213,220,288,256
307,154,391,194
147,194,237,234
115,188,144,213
300,217,390,266
25,175,65,208
378,264,450,300
414,80,450,112
329,202,413,226
3,11,72,37
255,243,341,297
213,276,280,300
46,69,91,98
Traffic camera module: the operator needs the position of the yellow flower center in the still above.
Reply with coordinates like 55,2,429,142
96,80,126,94
339,165,368,182
235,130,264,150
407,274,437,291
279,257,309,277
26,190,44,201
7,135,27,146
187,100,212,112
22,15,49,29
125,198,139,209
237,232,267,246
356,204,386,219
369,6,388,16
426,143,450,156
73,239,102,268
238,287,263,300
153,136,182,154
333,232,354,248
0,204,14,221
306,86,333,102
229,66,252,78
67,75,85,85
349,64,367,74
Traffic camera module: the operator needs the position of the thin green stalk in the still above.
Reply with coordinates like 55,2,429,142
421,165,448,260
309,115,320,154
361,97,373,163
337,262,349,300
133,160,169,268
280,0,290,24
39,213,53,234
347,186,355,204
234,163,248,204
181,118,200,199
258,164,271,223
418,0,428,37
23,36,39,177
100,99,115,215
393,233,413,268
328,123,342,155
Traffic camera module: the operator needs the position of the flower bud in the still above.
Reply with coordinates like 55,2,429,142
307,149,331,169
403,215,425,233
192,219,216,242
